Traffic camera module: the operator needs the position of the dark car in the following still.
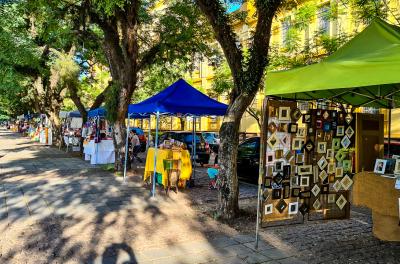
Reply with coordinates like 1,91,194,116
384,138,400,158
159,132,210,165
130,127,147,151
237,137,260,184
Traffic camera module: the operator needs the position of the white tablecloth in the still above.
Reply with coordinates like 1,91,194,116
83,140,115,165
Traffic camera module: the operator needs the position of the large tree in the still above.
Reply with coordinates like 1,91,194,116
194,0,282,219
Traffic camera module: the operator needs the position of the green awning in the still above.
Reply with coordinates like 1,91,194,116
265,19,400,109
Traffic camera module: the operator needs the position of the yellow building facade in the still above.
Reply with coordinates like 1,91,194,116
136,0,400,138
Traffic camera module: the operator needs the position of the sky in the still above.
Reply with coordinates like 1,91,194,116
227,3,241,13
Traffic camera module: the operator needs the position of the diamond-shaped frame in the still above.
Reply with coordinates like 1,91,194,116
341,135,351,149
318,156,328,170
335,149,347,162
311,184,321,197
333,180,341,192
303,139,315,153
276,199,288,213
313,199,322,210
345,126,354,138
319,170,328,181
340,175,353,190
345,113,353,124
323,111,330,120
336,194,347,210
267,133,280,149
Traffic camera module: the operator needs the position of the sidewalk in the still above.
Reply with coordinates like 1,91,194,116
0,129,303,264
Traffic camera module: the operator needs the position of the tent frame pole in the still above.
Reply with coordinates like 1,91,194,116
123,114,131,183
95,116,99,165
255,97,269,249
147,117,151,151
152,111,160,197
192,116,197,185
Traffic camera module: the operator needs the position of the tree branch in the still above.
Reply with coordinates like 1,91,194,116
137,43,161,71
195,0,244,88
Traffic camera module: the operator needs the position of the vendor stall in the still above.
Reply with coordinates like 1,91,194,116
61,110,83,152
257,18,400,243
83,108,115,165
126,79,228,195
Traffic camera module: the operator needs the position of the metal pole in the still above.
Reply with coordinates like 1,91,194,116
95,116,99,165
152,111,160,197
255,97,269,249
123,114,131,183
388,108,392,157
147,117,151,151
193,116,197,184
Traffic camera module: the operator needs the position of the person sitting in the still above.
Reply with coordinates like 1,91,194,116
130,130,143,163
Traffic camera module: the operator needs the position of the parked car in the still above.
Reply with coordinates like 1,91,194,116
202,132,220,153
130,127,147,151
384,138,400,158
159,131,210,165
237,137,260,184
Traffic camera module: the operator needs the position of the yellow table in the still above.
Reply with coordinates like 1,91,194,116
144,148,192,187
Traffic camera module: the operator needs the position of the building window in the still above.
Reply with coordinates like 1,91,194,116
318,5,331,35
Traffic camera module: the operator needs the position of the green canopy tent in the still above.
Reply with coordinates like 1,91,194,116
265,18,400,109
255,19,400,248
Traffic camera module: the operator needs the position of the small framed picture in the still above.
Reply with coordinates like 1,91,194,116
328,194,336,204
345,126,354,138
268,122,278,134
298,165,313,175
291,187,301,197
296,127,306,137
332,138,341,150
341,135,351,149
266,165,274,177
279,123,289,133
283,165,291,179
275,160,284,172
267,152,274,164
336,194,347,210
275,149,284,159
336,126,345,136
290,176,299,187
272,189,282,199
316,119,323,129
336,167,344,177
264,204,273,215
374,159,387,174
323,111,330,120
279,106,291,121
267,133,280,149
300,176,310,187
313,199,321,210
265,177,273,188
318,156,328,170
395,159,400,174
319,170,328,181
299,190,311,199
283,183,290,199
280,134,290,147
291,108,302,121
326,149,334,160
296,153,304,164
317,142,327,154
327,162,336,174
304,140,315,153
292,138,304,151
340,175,353,190
308,127,314,135
289,123,298,133
343,160,352,172
345,113,353,124
288,202,299,215
316,130,324,140
323,122,331,132
303,114,311,123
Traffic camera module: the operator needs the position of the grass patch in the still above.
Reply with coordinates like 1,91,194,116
100,164,115,172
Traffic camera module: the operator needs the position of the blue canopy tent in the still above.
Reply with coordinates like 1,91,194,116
125,79,228,195
67,111,82,118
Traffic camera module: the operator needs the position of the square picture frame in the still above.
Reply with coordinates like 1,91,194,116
336,126,345,136
275,149,284,159
291,187,301,197
292,138,304,151
395,159,400,174
326,149,335,160
291,108,302,121
342,159,352,172
374,159,387,174
288,202,299,215
327,162,336,174
268,122,278,134
264,204,273,215
275,160,284,172
290,176,299,187
267,152,274,164
336,166,344,177
265,177,273,188
317,142,327,154
289,123,298,133
303,113,311,123
279,106,291,121
272,189,282,200
300,175,310,187
296,152,305,164
316,119,323,129
332,138,341,150
328,194,336,204
296,127,306,137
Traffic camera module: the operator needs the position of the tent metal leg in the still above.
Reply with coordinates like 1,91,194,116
152,112,160,197
192,117,196,185
123,115,131,183
388,108,392,157
147,117,151,151
255,97,269,249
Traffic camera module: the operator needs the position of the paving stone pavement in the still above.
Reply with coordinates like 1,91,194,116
1,129,399,264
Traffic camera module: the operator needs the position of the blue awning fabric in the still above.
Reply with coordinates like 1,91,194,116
67,111,82,118
87,107,149,119
128,79,228,116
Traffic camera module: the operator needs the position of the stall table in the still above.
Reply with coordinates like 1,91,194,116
352,171,400,241
144,148,192,187
83,139,115,165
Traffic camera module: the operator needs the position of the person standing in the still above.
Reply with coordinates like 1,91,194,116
130,130,142,163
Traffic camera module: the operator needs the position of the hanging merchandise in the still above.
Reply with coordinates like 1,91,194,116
261,99,354,226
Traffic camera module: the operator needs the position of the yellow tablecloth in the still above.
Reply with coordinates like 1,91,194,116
144,148,192,187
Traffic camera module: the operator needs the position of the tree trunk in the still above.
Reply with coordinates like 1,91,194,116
113,119,127,171
217,109,242,219
48,110,62,147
